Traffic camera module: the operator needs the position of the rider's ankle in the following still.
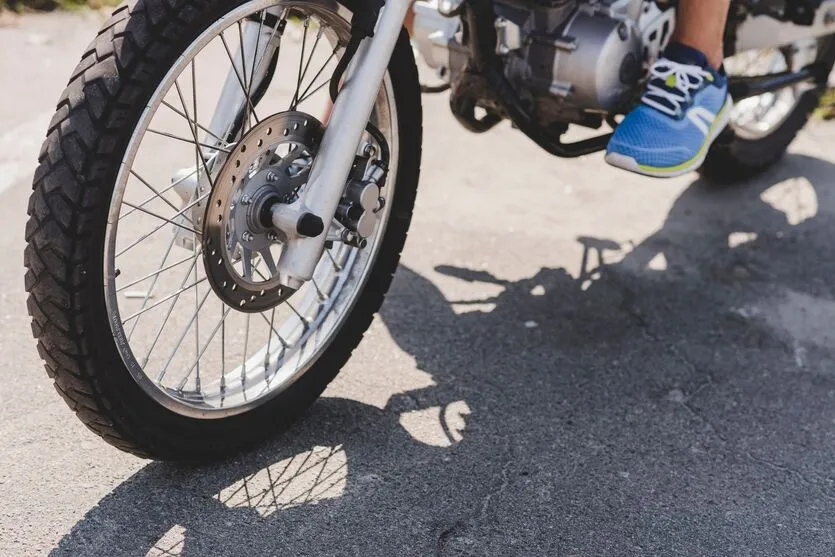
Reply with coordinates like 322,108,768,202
663,42,727,85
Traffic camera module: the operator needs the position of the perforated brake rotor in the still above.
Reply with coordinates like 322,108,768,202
202,111,324,313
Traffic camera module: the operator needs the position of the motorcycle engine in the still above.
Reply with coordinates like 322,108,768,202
501,2,644,125
413,0,648,128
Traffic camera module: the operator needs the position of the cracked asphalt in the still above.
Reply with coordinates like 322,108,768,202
3,10,835,557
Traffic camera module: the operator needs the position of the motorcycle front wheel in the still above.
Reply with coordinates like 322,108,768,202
25,0,421,460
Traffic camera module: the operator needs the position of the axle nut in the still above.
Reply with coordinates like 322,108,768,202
296,212,325,238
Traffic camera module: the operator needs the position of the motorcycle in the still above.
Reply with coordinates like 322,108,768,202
25,0,835,460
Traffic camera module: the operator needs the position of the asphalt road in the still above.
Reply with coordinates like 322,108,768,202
4,10,835,557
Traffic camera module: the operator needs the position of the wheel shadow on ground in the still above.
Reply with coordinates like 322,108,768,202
51,154,835,556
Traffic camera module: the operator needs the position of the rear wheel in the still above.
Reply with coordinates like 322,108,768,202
25,0,421,460
701,36,835,184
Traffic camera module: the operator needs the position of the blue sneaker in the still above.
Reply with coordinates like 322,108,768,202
605,43,733,178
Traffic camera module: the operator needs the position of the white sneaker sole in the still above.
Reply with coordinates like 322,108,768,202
604,96,733,179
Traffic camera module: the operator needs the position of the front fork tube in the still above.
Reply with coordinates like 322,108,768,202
276,0,411,287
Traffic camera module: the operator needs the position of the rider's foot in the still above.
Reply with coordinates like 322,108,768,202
605,42,732,178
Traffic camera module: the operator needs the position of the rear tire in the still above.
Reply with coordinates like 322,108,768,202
25,0,421,460
700,36,835,184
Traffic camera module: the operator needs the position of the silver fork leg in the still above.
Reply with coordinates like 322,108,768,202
275,0,412,286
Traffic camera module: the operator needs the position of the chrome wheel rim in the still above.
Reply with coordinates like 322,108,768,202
103,0,398,418
726,39,820,140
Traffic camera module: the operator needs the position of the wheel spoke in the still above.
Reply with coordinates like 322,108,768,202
177,304,232,391
116,253,198,293
260,309,289,371
116,191,210,258
122,275,207,324
161,100,228,146
121,200,199,235
193,236,201,391
324,247,342,271
291,17,311,109
255,269,310,328
296,78,332,107
295,48,339,106
121,157,217,221
291,22,324,109
285,300,308,328
238,20,250,99
130,170,181,214
157,286,213,382
263,309,278,371
249,10,288,97
311,277,327,302
173,75,219,195
237,20,255,133
240,313,251,394
259,248,278,275
242,248,254,280
141,252,203,367
220,31,261,125
126,232,178,340
146,126,232,154
220,305,227,400
260,309,289,346
249,11,266,96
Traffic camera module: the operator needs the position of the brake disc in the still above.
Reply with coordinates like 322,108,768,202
202,111,324,312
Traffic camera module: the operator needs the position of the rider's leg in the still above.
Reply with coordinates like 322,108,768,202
605,0,733,178
674,0,731,69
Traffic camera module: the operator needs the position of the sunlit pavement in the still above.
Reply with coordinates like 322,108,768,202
3,11,835,557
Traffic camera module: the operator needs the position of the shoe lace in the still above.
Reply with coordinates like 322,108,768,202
641,59,712,118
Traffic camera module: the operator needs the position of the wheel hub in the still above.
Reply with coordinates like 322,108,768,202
202,111,324,312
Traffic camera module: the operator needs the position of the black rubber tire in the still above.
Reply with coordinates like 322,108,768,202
700,36,835,184
24,0,422,461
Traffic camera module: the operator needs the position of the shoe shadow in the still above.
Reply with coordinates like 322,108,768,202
52,154,835,556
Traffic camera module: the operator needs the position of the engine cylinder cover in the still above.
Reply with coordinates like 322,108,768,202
544,8,643,111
